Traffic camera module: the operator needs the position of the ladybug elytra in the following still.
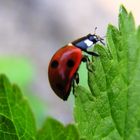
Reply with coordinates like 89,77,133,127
48,32,104,101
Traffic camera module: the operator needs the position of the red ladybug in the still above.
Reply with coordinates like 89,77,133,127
48,33,104,101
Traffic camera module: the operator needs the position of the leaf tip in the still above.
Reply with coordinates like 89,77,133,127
0,74,8,81
108,24,114,28
0,74,11,89
137,25,140,32
119,5,127,15
107,24,115,34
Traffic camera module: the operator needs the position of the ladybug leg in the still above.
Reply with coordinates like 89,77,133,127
82,55,93,72
72,79,75,96
82,49,99,57
72,73,79,96
75,72,79,85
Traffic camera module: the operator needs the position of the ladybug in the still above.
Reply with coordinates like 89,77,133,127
48,32,104,101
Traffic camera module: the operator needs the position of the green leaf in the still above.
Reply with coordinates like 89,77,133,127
0,74,36,139
74,5,140,140
36,117,80,140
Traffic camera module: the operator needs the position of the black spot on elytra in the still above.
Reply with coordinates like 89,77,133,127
51,60,59,68
67,59,75,68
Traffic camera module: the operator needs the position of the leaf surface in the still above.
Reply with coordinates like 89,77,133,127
0,74,36,140
36,117,80,140
74,6,140,140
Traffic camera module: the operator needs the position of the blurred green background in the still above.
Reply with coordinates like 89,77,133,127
0,0,139,128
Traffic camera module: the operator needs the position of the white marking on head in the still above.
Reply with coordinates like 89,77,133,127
84,39,93,48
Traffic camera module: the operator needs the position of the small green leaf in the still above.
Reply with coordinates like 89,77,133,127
0,74,36,139
36,117,80,140
74,5,140,140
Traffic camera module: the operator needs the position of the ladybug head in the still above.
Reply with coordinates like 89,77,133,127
87,34,105,45
72,28,105,50
87,27,105,45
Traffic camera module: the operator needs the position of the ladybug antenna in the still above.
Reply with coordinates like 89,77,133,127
100,35,106,45
99,38,105,45
94,27,98,34
96,35,105,45
93,27,105,45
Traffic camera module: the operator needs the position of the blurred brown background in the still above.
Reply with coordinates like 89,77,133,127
0,0,139,127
